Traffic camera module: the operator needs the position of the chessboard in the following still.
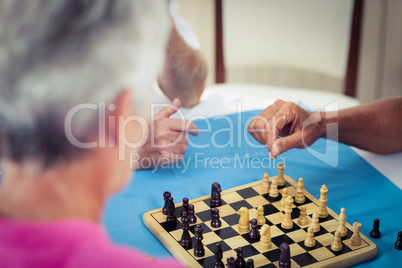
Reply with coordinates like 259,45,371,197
143,172,377,267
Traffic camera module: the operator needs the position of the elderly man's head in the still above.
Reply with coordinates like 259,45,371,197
0,0,169,168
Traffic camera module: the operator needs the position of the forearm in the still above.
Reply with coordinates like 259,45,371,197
323,97,402,154
158,27,207,108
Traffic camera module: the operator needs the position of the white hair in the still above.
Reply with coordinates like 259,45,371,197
0,0,169,166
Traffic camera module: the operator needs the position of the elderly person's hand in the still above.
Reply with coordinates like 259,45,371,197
247,100,323,159
137,98,199,169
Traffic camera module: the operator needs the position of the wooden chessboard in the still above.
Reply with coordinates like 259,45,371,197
143,175,377,267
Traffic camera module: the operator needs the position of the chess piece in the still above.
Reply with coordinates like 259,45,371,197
180,211,192,249
261,173,270,192
235,247,246,268
351,222,362,246
295,178,305,204
331,230,343,252
276,163,286,186
269,177,279,198
249,219,260,239
237,207,250,233
304,226,316,247
226,257,236,268
259,224,272,250
181,197,189,217
211,208,222,228
194,224,205,257
188,204,197,224
214,243,224,268
280,188,288,206
310,212,320,232
297,206,309,226
370,218,381,239
256,205,265,225
281,196,293,229
166,196,177,225
337,208,347,237
278,242,291,268
162,191,171,215
395,231,402,250
211,182,222,208
317,185,328,218
246,259,254,268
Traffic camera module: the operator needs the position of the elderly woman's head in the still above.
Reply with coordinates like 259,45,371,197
0,0,169,175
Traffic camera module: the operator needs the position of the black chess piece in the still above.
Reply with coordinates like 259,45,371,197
370,218,381,238
246,259,254,268
194,224,205,257
235,247,246,268
166,196,177,225
211,182,222,208
213,243,224,268
279,243,291,268
181,197,189,217
162,191,171,215
249,218,259,239
211,208,222,228
395,231,402,250
180,211,192,249
188,204,197,224
226,257,236,268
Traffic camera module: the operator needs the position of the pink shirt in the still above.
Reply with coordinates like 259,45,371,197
0,219,184,268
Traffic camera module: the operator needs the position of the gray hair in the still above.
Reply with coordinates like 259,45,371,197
0,0,169,166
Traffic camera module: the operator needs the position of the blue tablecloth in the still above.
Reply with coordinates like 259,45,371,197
103,110,402,267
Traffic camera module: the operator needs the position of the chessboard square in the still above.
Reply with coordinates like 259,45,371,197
252,185,265,195
262,248,282,263
315,233,336,246
290,207,301,219
250,253,272,267
331,229,354,240
272,259,299,268
343,238,369,250
293,217,311,229
325,243,353,255
151,211,166,223
292,252,318,267
203,198,227,208
229,199,254,211
289,243,306,257
259,263,277,268
217,204,237,217
221,192,244,204
270,225,285,238
241,233,260,244
195,209,213,222
262,193,282,203
202,231,222,245
189,222,212,235
221,213,240,226
205,240,231,254
271,234,295,247
214,226,239,240
187,245,214,260
266,212,284,225
160,221,182,232
196,255,216,267
297,240,324,251
321,219,340,233
276,222,301,233
249,208,258,220
170,228,194,241
294,196,313,206
303,226,329,237
237,187,260,199
242,244,261,258
192,200,211,213
318,214,334,223
224,235,250,249
308,246,336,261
304,202,319,215
282,186,296,196
252,241,279,253
205,218,230,231
286,229,309,243
245,195,270,208
262,204,280,215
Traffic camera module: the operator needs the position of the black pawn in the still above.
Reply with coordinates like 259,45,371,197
235,247,246,268
166,197,177,225
249,218,259,239
181,197,189,217
188,204,197,224
279,243,291,268
246,259,254,268
370,218,381,238
180,211,192,249
395,231,402,250
211,182,222,208
211,208,222,228
226,257,236,268
194,224,205,257
162,191,171,215
214,243,224,268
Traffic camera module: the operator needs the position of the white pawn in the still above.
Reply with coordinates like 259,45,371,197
269,177,279,198
331,230,343,251
297,206,309,226
304,226,316,247
261,173,270,192
310,213,320,232
280,188,288,206
337,208,347,237
276,163,286,187
256,205,265,226
259,224,272,250
295,178,305,204
351,222,362,246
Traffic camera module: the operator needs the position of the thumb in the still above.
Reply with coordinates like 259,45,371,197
270,132,303,159
155,98,181,119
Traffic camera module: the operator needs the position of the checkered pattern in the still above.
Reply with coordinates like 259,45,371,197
146,178,375,267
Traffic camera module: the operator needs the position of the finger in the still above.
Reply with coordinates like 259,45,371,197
271,131,303,158
247,116,268,145
169,119,199,136
156,131,189,145
154,98,181,120
267,102,296,153
172,143,187,155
